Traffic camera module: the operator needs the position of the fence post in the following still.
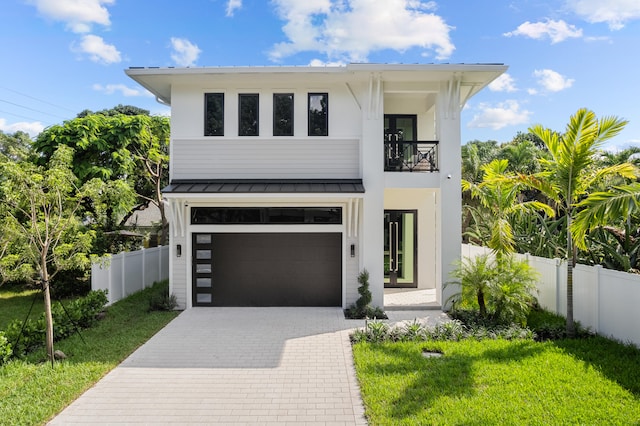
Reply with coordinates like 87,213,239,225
555,258,561,315
595,264,601,334
107,258,113,304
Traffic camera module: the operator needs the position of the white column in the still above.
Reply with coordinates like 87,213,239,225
438,80,462,309
361,76,385,308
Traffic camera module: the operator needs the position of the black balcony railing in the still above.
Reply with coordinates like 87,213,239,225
384,140,439,172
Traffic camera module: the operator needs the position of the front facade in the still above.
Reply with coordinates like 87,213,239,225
126,64,506,309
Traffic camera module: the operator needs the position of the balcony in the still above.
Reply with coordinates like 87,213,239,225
384,140,439,172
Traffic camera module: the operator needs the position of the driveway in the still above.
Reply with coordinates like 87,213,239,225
49,307,448,425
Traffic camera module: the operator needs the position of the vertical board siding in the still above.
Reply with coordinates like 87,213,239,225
91,246,170,306
172,138,360,180
461,244,640,348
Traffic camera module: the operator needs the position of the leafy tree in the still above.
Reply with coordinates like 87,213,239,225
462,159,554,259
33,113,170,246
521,108,634,336
498,139,540,175
0,146,99,362
77,104,150,118
0,130,32,162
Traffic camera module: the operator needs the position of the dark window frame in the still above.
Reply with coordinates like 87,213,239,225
191,207,342,225
204,93,224,136
273,93,294,136
238,93,259,136
308,92,328,136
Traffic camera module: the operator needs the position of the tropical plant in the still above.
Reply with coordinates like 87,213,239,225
447,253,538,326
462,159,554,259
521,108,634,336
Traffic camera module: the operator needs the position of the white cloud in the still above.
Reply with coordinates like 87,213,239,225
28,0,114,33
0,118,44,138
92,84,154,97
467,100,532,130
226,0,242,17
170,37,201,66
503,19,582,43
308,59,347,67
533,69,575,92
269,0,454,62
488,73,517,92
74,34,121,64
566,0,640,30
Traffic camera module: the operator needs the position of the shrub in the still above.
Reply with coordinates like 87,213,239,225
148,280,177,311
447,254,538,326
0,331,13,364
2,290,108,358
350,318,533,343
345,269,387,319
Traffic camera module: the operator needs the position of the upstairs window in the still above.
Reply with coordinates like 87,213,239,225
273,93,294,136
308,93,328,136
239,94,259,136
204,93,224,136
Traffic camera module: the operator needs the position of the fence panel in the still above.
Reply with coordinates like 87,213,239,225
91,246,169,305
461,244,640,347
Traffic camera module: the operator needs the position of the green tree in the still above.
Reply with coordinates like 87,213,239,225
463,159,554,259
522,108,634,336
33,113,169,245
0,130,32,162
0,146,99,362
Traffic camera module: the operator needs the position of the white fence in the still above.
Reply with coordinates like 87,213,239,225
461,244,640,347
91,246,169,305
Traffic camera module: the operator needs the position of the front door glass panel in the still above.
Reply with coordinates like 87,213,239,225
384,210,417,287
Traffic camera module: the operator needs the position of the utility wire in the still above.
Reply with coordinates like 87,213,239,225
0,108,52,124
0,85,76,113
0,98,68,120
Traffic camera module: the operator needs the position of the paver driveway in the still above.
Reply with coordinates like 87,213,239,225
49,307,449,425
49,307,368,425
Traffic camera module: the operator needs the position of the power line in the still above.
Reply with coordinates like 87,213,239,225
0,98,68,120
0,85,76,114
0,108,52,124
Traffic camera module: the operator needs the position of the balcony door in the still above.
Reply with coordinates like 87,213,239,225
384,210,417,288
385,115,417,171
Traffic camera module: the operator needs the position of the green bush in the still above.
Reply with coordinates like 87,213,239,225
0,331,12,364
2,290,108,358
345,270,387,319
350,318,534,343
447,254,538,325
148,280,178,311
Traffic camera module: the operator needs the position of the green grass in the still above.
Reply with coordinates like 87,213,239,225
353,338,640,425
0,282,179,426
0,287,44,330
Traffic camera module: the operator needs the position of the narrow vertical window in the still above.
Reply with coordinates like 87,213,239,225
239,94,259,136
308,93,328,136
204,93,224,136
273,93,294,136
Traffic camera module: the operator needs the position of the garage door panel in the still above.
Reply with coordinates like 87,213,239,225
194,233,341,307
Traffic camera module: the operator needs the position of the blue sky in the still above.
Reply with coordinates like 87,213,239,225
1,0,639,149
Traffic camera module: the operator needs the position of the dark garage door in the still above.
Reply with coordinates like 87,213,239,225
193,233,342,307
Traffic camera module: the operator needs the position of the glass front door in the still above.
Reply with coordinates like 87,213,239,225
384,210,417,287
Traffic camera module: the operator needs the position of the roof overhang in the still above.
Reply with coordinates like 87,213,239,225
162,179,365,196
125,63,508,105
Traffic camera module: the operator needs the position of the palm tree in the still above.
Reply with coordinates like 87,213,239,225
463,158,554,260
522,108,634,336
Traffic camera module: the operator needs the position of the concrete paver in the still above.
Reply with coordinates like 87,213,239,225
49,306,447,425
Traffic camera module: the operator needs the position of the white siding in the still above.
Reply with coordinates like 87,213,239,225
172,138,360,180
171,234,188,309
345,235,360,306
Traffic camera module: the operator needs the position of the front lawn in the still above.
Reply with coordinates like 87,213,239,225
0,282,179,426
353,338,640,425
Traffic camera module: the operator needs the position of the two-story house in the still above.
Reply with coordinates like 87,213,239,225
126,63,506,310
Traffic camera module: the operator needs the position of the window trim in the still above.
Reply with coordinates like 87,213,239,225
204,92,224,137
273,93,294,137
238,93,259,137
308,92,328,137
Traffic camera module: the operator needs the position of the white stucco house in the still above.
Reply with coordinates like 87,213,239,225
126,63,506,310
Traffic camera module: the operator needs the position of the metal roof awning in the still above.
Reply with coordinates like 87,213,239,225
163,179,365,194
